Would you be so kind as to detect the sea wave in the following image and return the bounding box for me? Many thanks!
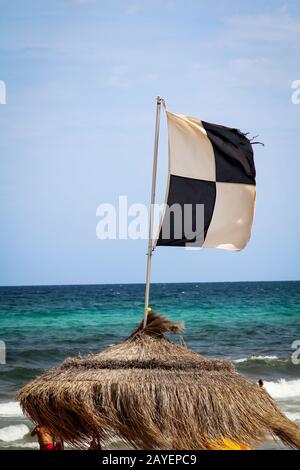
[233,355,279,364]
[0,424,29,442]
[0,401,23,417]
[1,442,39,449]
[264,379,300,399]
[286,411,300,422]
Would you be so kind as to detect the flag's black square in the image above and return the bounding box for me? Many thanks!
[202,121,256,185]
[157,175,216,247]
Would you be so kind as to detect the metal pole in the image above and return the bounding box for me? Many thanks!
[143,96,162,328]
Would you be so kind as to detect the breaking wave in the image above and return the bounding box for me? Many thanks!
[0,401,23,417]
[264,379,300,399]
[0,424,29,442]
[233,355,279,364]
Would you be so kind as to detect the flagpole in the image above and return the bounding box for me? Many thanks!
[143,96,163,328]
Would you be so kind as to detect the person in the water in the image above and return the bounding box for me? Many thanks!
[31,425,64,450]
[31,425,54,450]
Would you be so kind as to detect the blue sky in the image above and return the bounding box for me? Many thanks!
[0,0,300,285]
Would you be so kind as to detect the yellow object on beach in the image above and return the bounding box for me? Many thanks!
[207,438,251,450]
[147,307,152,312]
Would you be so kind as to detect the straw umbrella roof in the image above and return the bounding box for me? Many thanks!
[17,313,300,450]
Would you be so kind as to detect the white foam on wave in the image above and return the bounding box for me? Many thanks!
[0,401,23,417]
[265,379,300,399]
[14,442,39,449]
[3,442,39,449]
[233,355,278,363]
[253,355,278,361]
[0,424,29,442]
[286,411,300,422]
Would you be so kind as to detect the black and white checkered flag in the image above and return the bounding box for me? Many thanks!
[156,111,256,250]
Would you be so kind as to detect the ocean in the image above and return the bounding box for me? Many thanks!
[0,281,299,450]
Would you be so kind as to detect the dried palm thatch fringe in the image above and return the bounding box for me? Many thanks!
[17,313,300,450]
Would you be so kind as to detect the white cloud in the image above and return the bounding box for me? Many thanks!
[224,11,300,43]
[105,65,129,88]
[126,4,139,16]
[65,0,96,5]
[226,57,290,87]
[190,55,290,91]
[145,73,159,82]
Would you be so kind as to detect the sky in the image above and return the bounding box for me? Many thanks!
[0,0,300,286]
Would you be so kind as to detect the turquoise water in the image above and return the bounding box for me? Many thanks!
[0,281,300,449]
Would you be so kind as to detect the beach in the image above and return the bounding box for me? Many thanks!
[0,281,299,450]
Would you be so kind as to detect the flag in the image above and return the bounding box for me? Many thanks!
[156,111,256,250]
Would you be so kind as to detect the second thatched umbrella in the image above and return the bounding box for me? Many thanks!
[18,313,300,450]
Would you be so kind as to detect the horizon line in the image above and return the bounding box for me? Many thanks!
[0,279,299,288]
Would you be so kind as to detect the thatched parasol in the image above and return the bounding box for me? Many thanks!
[17,313,300,450]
